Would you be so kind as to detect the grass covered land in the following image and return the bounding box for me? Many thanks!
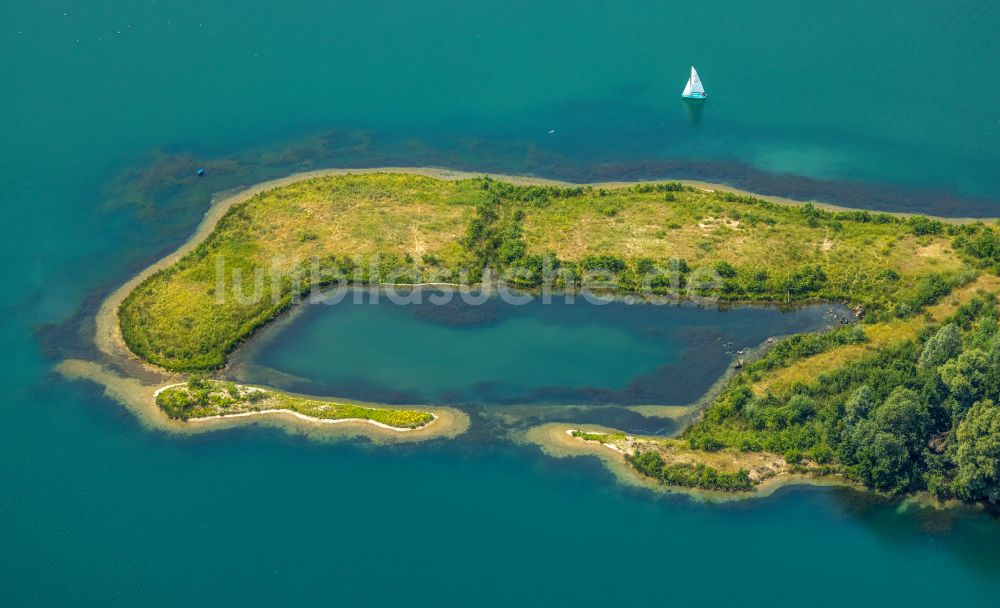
[121,172,989,371]
[156,377,434,429]
[568,430,788,492]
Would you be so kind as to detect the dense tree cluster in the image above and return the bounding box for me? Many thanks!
[686,294,1000,501]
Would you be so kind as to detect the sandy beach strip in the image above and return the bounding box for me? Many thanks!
[182,408,437,431]
[58,360,469,443]
[520,423,859,502]
[151,383,438,431]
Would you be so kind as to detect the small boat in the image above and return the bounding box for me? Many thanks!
[681,66,707,99]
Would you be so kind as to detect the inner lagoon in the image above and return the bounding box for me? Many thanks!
[241,292,838,409]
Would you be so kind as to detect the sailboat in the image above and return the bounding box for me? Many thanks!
[682,66,707,99]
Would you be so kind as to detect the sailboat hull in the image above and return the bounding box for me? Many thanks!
[682,92,708,100]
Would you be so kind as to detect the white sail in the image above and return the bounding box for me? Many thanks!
[687,66,705,95]
[682,78,693,97]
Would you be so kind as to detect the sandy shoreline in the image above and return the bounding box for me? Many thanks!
[521,423,859,502]
[65,164,985,449]
[149,382,439,431]
[57,359,469,442]
[184,408,437,431]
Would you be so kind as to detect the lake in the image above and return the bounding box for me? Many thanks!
[4,0,1000,605]
[240,292,836,408]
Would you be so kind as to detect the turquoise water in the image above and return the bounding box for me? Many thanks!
[246,295,835,408]
[4,1,1000,605]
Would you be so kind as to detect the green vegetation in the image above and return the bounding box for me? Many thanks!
[684,292,1000,500]
[626,450,753,492]
[570,430,626,443]
[741,324,868,381]
[119,172,1000,503]
[156,378,434,429]
[121,174,479,370]
[954,220,1000,274]
[120,173,978,371]
[570,429,785,492]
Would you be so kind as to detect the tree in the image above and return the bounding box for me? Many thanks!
[841,388,928,494]
[627,449,665,478]
[872,387,930,455]
[939,349,991,411]
[918,323,962,369]
[953,399,1000,503]
[844,385,875,425]
[851,422,914,494]
[970,316,998,350]
[785,394,816,423]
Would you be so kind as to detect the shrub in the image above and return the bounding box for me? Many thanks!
[909,215,944,236]
[714,261,737,278]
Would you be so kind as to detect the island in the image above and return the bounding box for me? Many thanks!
[61,168,1000,503]
[155,378,435,429]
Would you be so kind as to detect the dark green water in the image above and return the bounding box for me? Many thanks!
[245,295,836,409]
[4,1,1000,605]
